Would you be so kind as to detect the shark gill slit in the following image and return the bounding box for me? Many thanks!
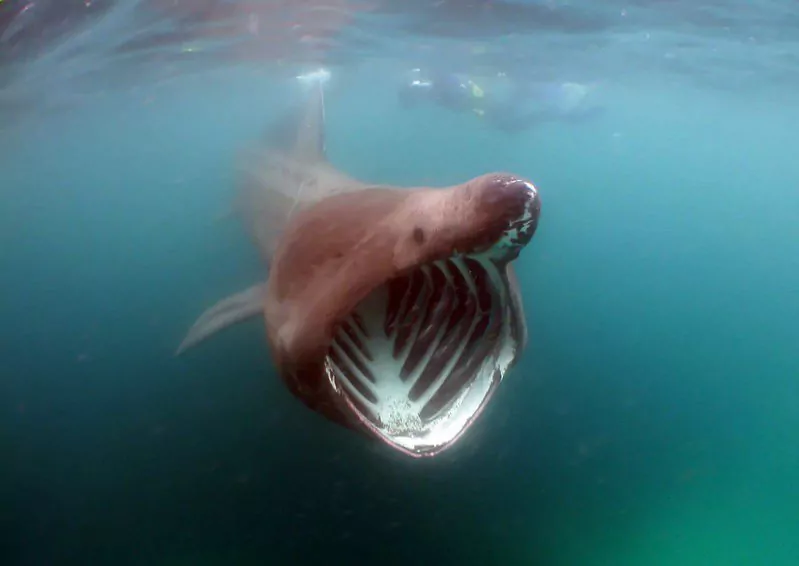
[326,255,509,429]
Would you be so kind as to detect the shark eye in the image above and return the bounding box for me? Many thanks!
[412,227,426,244]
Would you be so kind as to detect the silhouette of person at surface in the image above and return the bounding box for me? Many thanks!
[398,68,604,133]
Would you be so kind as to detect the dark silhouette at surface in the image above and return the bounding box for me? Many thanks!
[398,68,605,132]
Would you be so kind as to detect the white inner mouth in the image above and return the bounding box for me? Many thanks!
[323,251,520,457]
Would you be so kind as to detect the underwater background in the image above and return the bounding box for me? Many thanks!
[2,1,799,565]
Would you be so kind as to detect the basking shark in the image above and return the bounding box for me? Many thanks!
[177,82,542,458]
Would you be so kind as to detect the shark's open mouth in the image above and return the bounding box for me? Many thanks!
[324,226,531,457]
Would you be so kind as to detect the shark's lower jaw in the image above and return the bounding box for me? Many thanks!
[323,236,528,457]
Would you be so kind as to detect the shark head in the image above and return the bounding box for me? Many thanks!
[266,172,540,458]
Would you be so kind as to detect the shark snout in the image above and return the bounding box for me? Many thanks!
[472,173,541,253]
[507,177,541,244]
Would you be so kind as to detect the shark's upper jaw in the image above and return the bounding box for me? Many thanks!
[322,181,539,457]
[489,179,540,260]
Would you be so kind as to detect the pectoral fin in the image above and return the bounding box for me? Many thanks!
[176,284,266,355]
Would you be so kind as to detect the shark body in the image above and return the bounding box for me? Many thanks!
[177,83,542,457]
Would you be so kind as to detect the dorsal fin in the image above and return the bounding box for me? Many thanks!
[263,81,326,163]
[236,79,338,266]
[295,80,326,162]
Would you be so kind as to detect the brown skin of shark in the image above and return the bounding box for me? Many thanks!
[263,172,536,431]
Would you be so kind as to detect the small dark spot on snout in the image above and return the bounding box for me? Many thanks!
[413,227,426,244]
